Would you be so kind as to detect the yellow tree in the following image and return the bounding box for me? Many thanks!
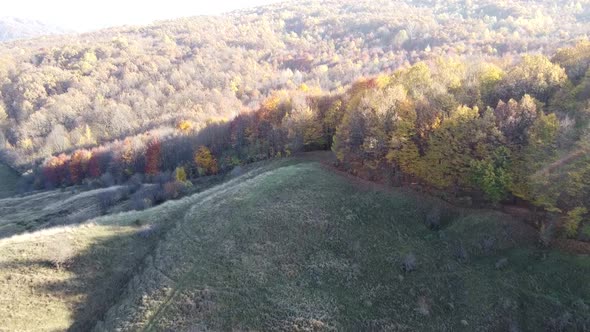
[194,146,218,176]
[174,166,187,182]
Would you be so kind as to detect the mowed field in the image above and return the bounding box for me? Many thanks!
[0,157,589,331]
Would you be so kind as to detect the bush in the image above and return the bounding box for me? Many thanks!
[454,242,468,262]
[163,181,186,200]
[131,188,155,211]
[153,171,172,186]
[47,241,75,271]
[127,173,144,193]
[480,236,496,254]
[98,191,117,214]
[539,220,556,248]
[425,207,441,230]
[400,252,417,272]
[564,207,587,239]
[99,172,115,187]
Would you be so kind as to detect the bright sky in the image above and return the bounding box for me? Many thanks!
[3,0,283,31]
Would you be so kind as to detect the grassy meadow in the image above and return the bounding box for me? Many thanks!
[0,157,589,331]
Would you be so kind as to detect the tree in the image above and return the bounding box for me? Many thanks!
[422,106,502,190]
[0,102,7,122]
[470,146,512,203]
[78,125,96,146]
[45,124,72,155]
[552,40,590,83]
[498,55,567,103]
[174,166,187,182]
[43,153,69,187]
[494,94,538,145]
[564,207,587,238]
[195,146,218,176]
[69,149,92,184]
[510,112,560,211]
[177,120,193,133]
[145,139,161,176]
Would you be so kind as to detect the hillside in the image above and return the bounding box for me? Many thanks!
[0,17,69,42]
[1,0,589,169]
[0,156,589,331]
[0,163,19,198]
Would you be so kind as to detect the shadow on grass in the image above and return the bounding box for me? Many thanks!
[32,227,164,331]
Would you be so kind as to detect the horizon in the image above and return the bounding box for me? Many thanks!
[2,0,284,32]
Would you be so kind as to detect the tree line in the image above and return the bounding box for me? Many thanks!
[31,40,590,240]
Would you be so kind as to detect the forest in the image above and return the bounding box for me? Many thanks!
[27,39,590,242]
[1,0,590,167]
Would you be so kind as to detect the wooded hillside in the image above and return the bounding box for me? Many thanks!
[1,0,589,168]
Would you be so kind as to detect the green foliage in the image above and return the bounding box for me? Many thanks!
[552,40,590,83]
[498,55,568,102]
[470,147,512,203]
[422,106,502,189]
[564,207,588,238]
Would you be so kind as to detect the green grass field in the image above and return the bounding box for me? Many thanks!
[0,157,589,331]
[0,163,19,199]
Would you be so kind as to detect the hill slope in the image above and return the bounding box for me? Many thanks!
[0,17,68,41]
[1,157,589,330]
[0,163,19,198]
[96,160,590,331]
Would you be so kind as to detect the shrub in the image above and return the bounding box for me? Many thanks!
[174,166,187,182]
[454,242,468,262]
[401,252,417,272]
[230,165,244,178]
[153,171,172,186]
[99,172,115,187]
[98,190,117,214]
[47,241,75,271]
[495,258,509,270]
[425,207,441,230]
[127,173,144,193]
[539,220,556,248]
[163,181,185,200]
[564,207,587,238]
[480,236,496,254]
[131,188,155,211]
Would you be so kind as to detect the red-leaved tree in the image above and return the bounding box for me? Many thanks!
[145,138,161,176]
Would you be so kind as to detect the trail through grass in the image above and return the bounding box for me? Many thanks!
[0,157,589,331]
[96,161,590,331]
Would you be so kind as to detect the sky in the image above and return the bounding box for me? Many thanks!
[3,0,283,32]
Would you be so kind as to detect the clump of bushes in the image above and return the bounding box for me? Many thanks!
[400,252,417,272]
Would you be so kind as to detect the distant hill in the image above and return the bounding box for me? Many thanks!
[0,17,69,42]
